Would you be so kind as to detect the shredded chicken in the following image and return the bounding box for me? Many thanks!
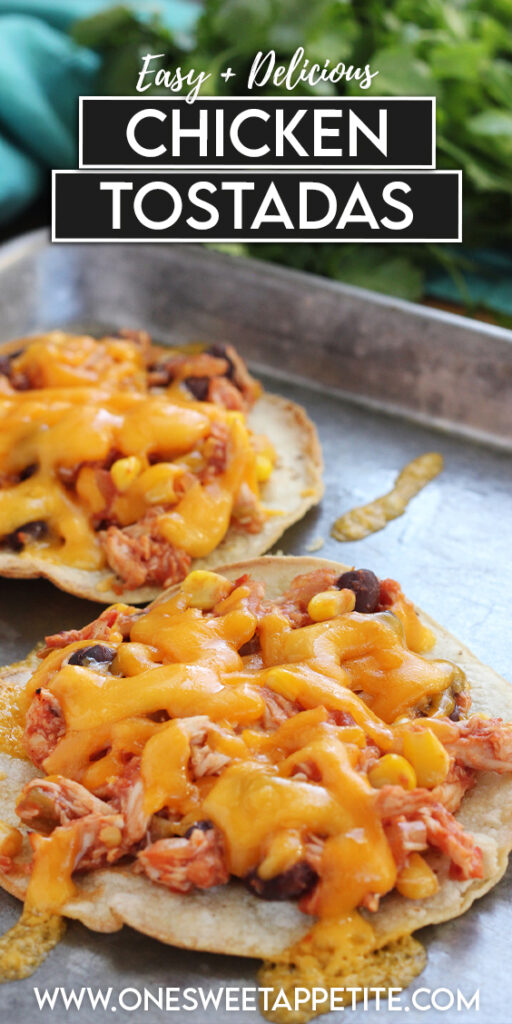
[43,605,137,652]
[41,812,129,870]
[384,819,428,871]
[94,759,150,846]
[138,827,228,893]
[208,376,246,411]
[358,742,381,773]
[430,762,475,813]
[21,768,148,870]
[232,573,268,617]
[190,745,231,779]
[184,717,232,779]
[146,344,260,411]
[278,569,339,626]
[304,834,324,873]
[200,422,230,482]
[114,775,149,846]
[375,785,444,820]
[377,577,403,610]
[360,892,381,912]
[261,689,299,730]
[101,510,191,591]
[231,482,265,534]
[224,343,261,407]
[420,804,483,880]
[23,689,65,767]
[445,716,512,773]
[181,353,230,380]
[89,467,117,526]
[17,776,110,830]
[290,760,322,783]
[375,785,483,880]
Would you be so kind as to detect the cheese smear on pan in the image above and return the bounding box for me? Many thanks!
[0,907,65,982]
[332,453,443,542]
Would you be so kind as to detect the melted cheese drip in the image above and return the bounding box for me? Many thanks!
[331,453,443,542]
[259,917,427,1023]
[0,333,273,571]
[0,907,65,982]
[17,576,462,916]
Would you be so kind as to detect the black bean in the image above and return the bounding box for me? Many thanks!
[19,520,47,540]
[245,861,317,901]
[11,373,30,391]
[89,746,111,762]
[206,344,235,379]
[239,635,261,657]
[0,349,22,377]
[95,518,112,533]
[3,531,23,552]
[3,520,47,551]
[68,644,116,667]
[185,376,210,401]
[335,569,380,613]
[184,820,214,839]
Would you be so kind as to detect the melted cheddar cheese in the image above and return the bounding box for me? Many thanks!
[0,332,274,585]
[11,568,466,920]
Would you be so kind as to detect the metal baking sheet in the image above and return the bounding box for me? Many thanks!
[0,230,511,1023]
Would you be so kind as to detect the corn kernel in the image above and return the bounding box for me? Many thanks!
[181,570,232,610]
[225,411,245,425]
[402,728,450,788]
[137,462,181,505]
[178,450,204,474]
[307,588,356,622]
[369,753,417,790]
[111,455,142,492]
[112,642,156,676]
[396,853,439,900]
[255,455,274,483]
[0,821,23,858]
[98,825,123,849]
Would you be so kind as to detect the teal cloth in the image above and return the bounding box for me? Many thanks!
[427,249,512,319]
[0,1,200,221]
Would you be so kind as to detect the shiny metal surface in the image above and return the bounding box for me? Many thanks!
[0,232,511,1023]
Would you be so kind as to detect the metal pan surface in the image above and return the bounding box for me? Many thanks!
[0,231,510,1023]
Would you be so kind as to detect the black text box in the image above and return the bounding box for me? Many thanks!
[80,97,436,169]
[53,171,461,243]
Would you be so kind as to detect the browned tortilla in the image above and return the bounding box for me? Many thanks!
[0,557,511,960]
